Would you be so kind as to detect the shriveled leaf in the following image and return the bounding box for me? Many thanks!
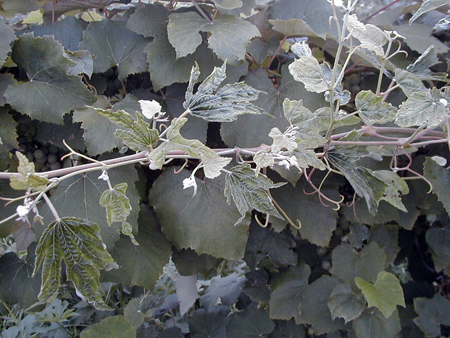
[328,283,365,323]
[33,217,118,310]
[149,168,249,260]
[297,275,345,335]
[148,118,230,177]
[80,20,151,81]
[0,244,41,308]
[330,242,387,285]
[423,156,450,214]
[5,34,95,124]
[409,0,449,24]
[105,205,171,290]
[396,88,447,127]
[200,272,246,310]
[10,152,49,191]
[99,183,131,225]
[80,315,135,338]
[347,14,388,56]
[413,293,450,337]
[352,308,401,338]
[189,306,229,338]
[355,90,397,125]
[168,12,260,64]
[226,304,275,338]
[355,271,405,318]
[0,21,16,67]
[224,163,285,225]
[184,62,264,122]
[269,261,310,323]
[426,225,450,276]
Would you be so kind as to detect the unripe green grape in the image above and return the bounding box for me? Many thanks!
[47,153,58,164]
[316,247,328,256]
[307,327,315,336]
[50,162,61,170]
[113,78,123,90]
[347,73,361,86]
[33,149,45,160]
[48,145,59,154]
[322,260,331,270]
[40,146,49,155]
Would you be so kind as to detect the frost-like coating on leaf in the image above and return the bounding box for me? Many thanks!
[394,69,427,97]
[371,170,409,212]
[396,88,448,127]
[288,56,329,93]
[355,271,405,318]
[224,164,285,225]
[5,34,95,124]
[346,14,388,56]
[355,90,397,125]
[184,62,264,122]
[168,12,260,64]
[10,152,49,191]
[406,45,448,81]
[33,217,118,310]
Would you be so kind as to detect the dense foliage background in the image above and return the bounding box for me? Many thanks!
[0,0,449,337]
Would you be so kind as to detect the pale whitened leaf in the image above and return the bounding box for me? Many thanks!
[184,62,264,122]
[10,152,49,191]
[288,56,329,93]
[347,14,388,56]
[409,0,449,24]
[33,217,118,310]
[371,170,409,212]
[396,88,448,127]
[355,90,397,125]
[202,155,232,179]
[99,183,132,226]
[168,12,260,64]
[293,148,326,170]
[139,100,162,120]
[394,69,427,97]
[254,151,275,174]
[291,41,312,57]
[269,127,298,153]
[224,164,285,225]
[406,45,448,81]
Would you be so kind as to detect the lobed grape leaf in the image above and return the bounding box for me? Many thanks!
[183,62,264,122]
[394,69,427,97]
[33,217,118,310]
[297,275,346,335]
[189,306,230,338]
[123,298,145,329]
[371,170,409,212]
[409,0,449,24]
[288,56,330,93]
[200,272,246,310]
[413,293,450,337]
[0,21,16,67]
[168,12,260,64]
[269,260,310,323]
[330,242,387,285]
[355,271,405,318]
[224,163,286,225]
[149,168,249,260]
[355,90,397,125]
[79,19,151,81]
[395,24,449,54]
[80,315,135,338]
[328,282,365,323]
[226,303,275,338]
[346,14,388,56]
[0,74,16,107]
[423,156,450,214]
[99,182,131,224]
[5,34,95,124]
[406,45,448,82]
[369,224,400,266]
[104,205,171,290]
[396,88,448,127]
[0,0,39,17]
[352,308,401,338]
[426,225,450,276]
[10,152,49,191]
[172,248,222,276]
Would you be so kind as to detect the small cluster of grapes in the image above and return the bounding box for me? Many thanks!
[343,72,361,98]
[14,113,66,172]
[102,67,123,97]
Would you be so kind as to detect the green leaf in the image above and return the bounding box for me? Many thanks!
[10,152,49,191]
[355,90,397,125]
[409,0,449,24]
[226,303,275,338]
[395,23,449,54]
[0,73,16,107]
[352,308,401,338]
[176,275,199,316]
[189,307,229,338]
[0,244,41,309]
[224,163,285,225]
[328,283,366,323]
[5,34,95,124]
[99,183,131,226]
[168,12,260,64]
[0,21,16,67]
[423,156,450,214]
[394,69,427,97]
[406,45,448,82]
[33,217,118,310]
[94,108,159,152]
[426,225,450,276]
[269,261,310,323]
[346,14,388,56]
[330,242,387,285]
[298,275,346,335]
[288,56,330,93]
[0,0,39,17]
[413,293,450,337]
[271,320,306,338]
[80,315,135,338]
[148,168,249,260]
[200,272,246,310]
[37,164,140,249]
[172,248,222,276]
[396,88,447,127]
[371,170,409,212]
[270,179,338,246]
[148,118,230,177]
[184,62,264,122]
[369,224,400,266]
[79,20,151,81]
[104,205,171,290]
[269,18,320,38]
[124,298,145,329]
[355,271,405,318]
